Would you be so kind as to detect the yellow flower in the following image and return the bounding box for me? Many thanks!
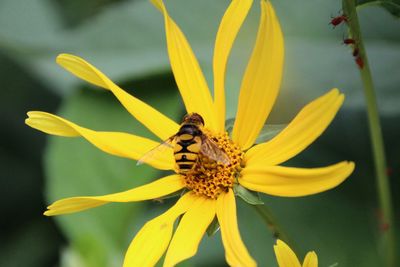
[26,0,354,266]
[274,240,318,267]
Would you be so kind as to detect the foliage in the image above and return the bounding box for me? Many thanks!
[357,0,400,17]
[0,0,399,266]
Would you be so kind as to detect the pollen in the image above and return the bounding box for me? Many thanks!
[182,130,243,199]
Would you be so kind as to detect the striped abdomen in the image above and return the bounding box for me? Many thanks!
[174,125,202,174]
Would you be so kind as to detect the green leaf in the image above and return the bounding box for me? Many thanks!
[2,0,400,115]
[0,0,231,95]
[225,118,235,135]
[255,124,287,144]
[234,184,264,206]
[0,220,61,267]
[0,0,63,47]
[54,0,127,28]
[60,247,86,267]
[0,53,65,267]
[44,78,182,267]
[357,0,400,17]
[153,189,186,203]
[206,217,220,237]
[226,117,285,143]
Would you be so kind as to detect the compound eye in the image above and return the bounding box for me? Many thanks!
[199,116,205,126]
[182,114,190,122]
[191,113,204,125]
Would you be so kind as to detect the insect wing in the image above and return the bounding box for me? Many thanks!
[137,137,175,166]
[200,137,231,165]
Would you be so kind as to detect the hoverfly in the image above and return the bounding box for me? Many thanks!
[137,113,230,174]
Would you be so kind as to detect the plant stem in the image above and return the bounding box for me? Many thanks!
[342,1,395,266]
[251,204,296,251]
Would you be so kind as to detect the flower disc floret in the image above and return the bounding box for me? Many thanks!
[183,130,243,199]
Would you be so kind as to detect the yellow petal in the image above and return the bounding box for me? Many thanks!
[274,239,301,267]
[213,0,253,132]
[232,0,284,150]
[44,175,184,216]
[239,161,354,197]
[123,193,197,267]
[245,89,344,166]
[163,196,216,267]
[26,111,174,170]
[216,189,256,267]
[302,251,318,267]
[56,54,179,140]
[150,0,217,131]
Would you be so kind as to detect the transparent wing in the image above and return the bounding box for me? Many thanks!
[200,137,231,165]
[137,136,175,166]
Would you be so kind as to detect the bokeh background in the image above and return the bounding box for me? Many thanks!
[1,0,399,266]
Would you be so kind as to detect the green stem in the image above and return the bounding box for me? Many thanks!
[251,204,296,252]
[342,1,396,266]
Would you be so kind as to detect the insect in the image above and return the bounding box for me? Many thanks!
[343,38,355,45]
[352,47,359,57]
[355,56,364,69]
[137,113,230,174]
[330,14,348,27]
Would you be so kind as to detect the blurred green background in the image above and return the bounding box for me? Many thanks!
[1,0,399,266]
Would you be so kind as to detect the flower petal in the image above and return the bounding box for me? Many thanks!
[56,54,179,140]
[274,239,302,267]
[232,0,284,150]
[163,196,216,267]
[216,189,256,267]
[150,0,217,131]
[44,175,184,216]
[239,161,354,197]
[123,193,197,267]
[245,89,344,166]
[213,0,253,132]
[26,111,174,170]
[302,251,318,267]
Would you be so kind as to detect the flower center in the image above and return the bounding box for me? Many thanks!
[182,130,243,199]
